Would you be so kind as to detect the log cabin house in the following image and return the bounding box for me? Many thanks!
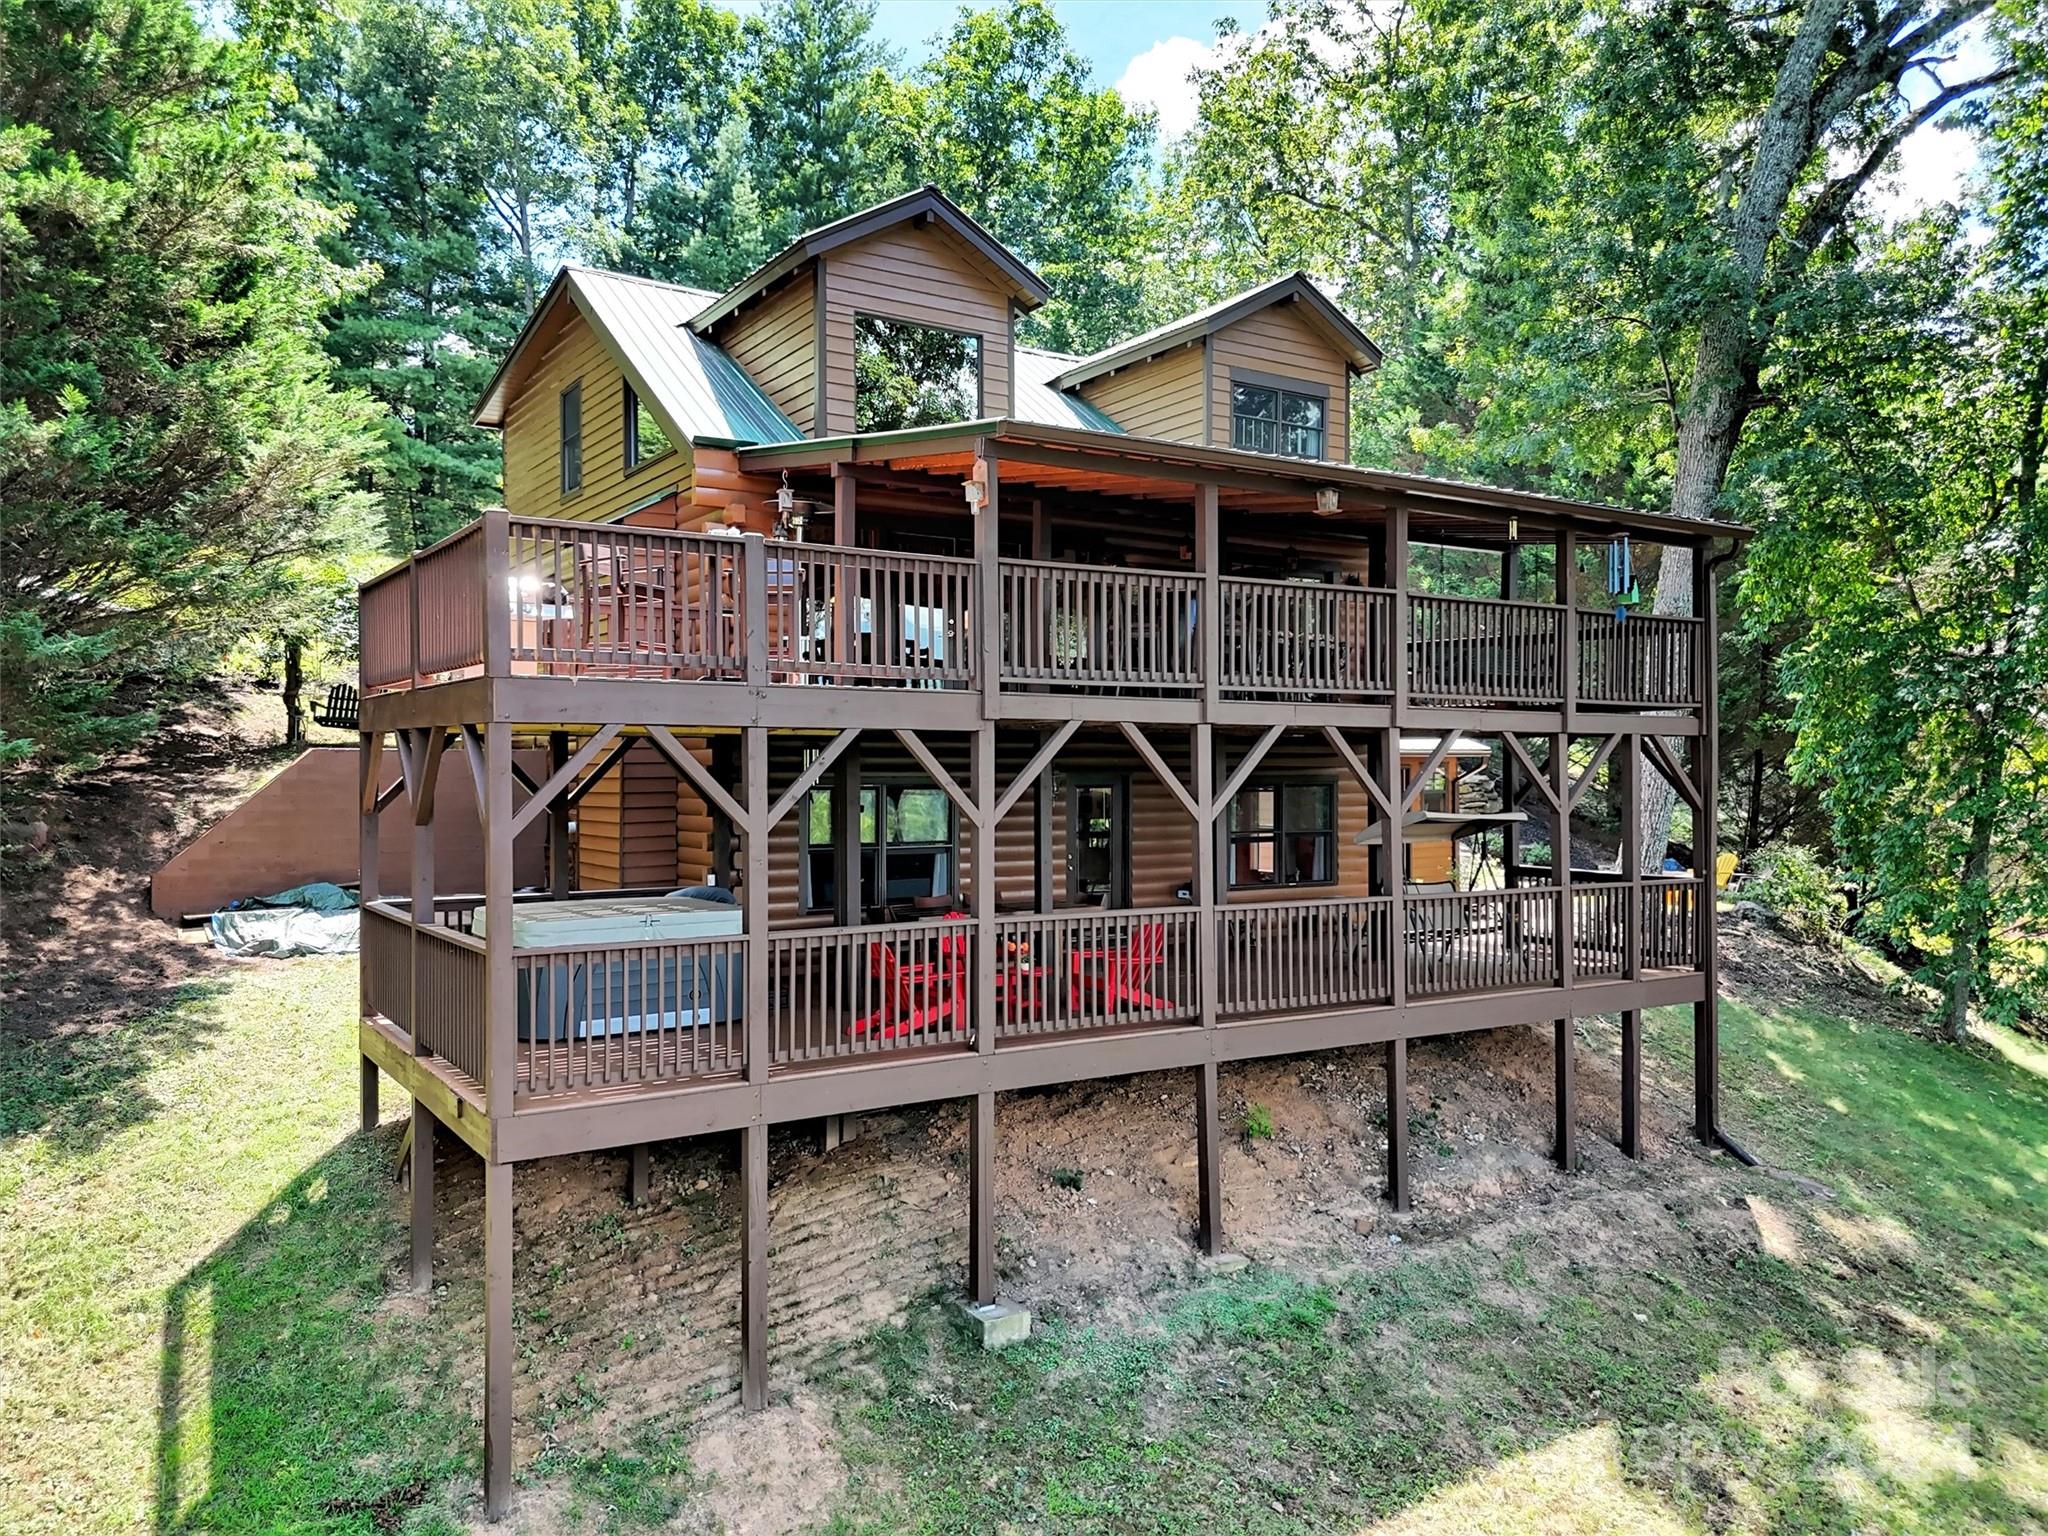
[352,186,1744,1514]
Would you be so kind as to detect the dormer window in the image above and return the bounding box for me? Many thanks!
[1231,377,1326,459]
[623,383,673,469]
[855,315,980,431]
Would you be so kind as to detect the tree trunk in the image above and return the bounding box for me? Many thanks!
[1947,762,1997,1043]
[282,636,305,747]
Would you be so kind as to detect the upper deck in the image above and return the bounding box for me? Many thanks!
[358,512,1707,731]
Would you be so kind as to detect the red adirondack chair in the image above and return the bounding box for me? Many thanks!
[1069,921,1173,1013]
[851,932,968,1039]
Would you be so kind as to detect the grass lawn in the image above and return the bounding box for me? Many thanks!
[2,957,2043,1534]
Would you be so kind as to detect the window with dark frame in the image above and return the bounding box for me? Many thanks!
[1230,380,1326,459]
[1227,781,1337,889]
[558,381,582,494]
[800,780,958,914]
[622,382,673,469]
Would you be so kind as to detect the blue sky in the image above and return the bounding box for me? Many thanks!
[720,0,1269,137]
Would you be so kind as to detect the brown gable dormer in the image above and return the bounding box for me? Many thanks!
[691,187,1050,439]
[1057,274,1381,463]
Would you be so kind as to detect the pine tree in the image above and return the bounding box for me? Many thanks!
[285,0,520,549]
[1,0,379,795]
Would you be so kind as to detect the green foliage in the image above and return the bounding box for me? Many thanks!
[853,316,980,431]
[1241,1102,1274,1141]
[1744,844,1848,944]
[0,0,380,798]
[277,0,522,551]
[907,0,1156,353]
[1739,55,2048,1029]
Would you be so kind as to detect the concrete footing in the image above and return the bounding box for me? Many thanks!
[957,1299,1032,1350]
[1197,1252,1250,1277]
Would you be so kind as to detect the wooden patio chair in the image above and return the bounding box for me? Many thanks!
[1069,921,1173,1013]
[850,932,968,1039]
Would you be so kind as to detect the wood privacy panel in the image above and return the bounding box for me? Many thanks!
[1076,343,1205,443]
[718,277,818,436]
[502,300,692,522]
[1209,302,1352,462]
[149,747,543,920]
[820,224,1015,432]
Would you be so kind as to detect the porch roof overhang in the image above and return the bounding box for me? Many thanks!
[734,419,1753,546]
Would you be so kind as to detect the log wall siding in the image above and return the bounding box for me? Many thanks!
[1209,303,1352,463]
[501,302,692,522]
[685,449,781,533]
[1075,343,1205,443]
[820,225,1015,433]
[575,740,681,889]
[718,278,818,437]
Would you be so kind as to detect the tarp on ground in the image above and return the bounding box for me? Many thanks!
[208,881,360,957]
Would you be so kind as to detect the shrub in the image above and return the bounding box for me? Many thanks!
[1746,844,1848,942]
[1242,1103,1275,1141]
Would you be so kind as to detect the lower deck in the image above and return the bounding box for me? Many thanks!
[362,891,1707,1162]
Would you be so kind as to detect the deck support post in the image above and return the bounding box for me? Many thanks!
[409,728,442,1059]
[1385,1037,1410,1211]
[973,723,997,1054]
[359,730,382,1129]
[409,1097,434,1292]
[1621,1010,1642,1159]
[628,1143,650,1205]
[832,739,861,926]
[742,727,770,1086]
[1554,1018,1577,1172]
[1193,723,1216,1031]
[1692,547,1723,1145]
[1194,1060,1223,1253]
[1378,727,1407,1011]
[483,1157,514,1520]
[547,731,571,896]
[969,1090,996,1303]
[1032,733,1055,914]
[741,1121,769,1409]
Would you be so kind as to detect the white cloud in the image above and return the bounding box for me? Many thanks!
[1114,35,1224,141]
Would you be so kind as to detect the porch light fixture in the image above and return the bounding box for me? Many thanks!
[1315,486,1341,514]
[964,456,990,511]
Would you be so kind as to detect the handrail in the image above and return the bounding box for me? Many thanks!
[356,514,1703,709]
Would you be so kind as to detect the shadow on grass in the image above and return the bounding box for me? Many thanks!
[153,1126,472,1536]
[0,981,233,1153]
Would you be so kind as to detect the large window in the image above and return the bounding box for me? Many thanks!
[559,381,582,494]
[1227,782,1336,889]
[801,781,957,913]
[854,315,980,431]
[623,382,672,469]
[1231,380,1325,459]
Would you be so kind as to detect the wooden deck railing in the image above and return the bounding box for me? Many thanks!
[1218,579,1393,698]
[768,919,977,1063]
[1408,595,1565,705]
[508,517,747,680]
[768,546,978,688]
[360,516,1705,709]
[992,907,1201,1037]
[1218,896,1393,1017]
[1569,885,1631,980]
[1405,886,1562,997]
[365,882,1711,1101]
[514,934,747,1097]
[1576,611,1701,708]
[998,559,1202,690]
[1640,878,1704,971]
